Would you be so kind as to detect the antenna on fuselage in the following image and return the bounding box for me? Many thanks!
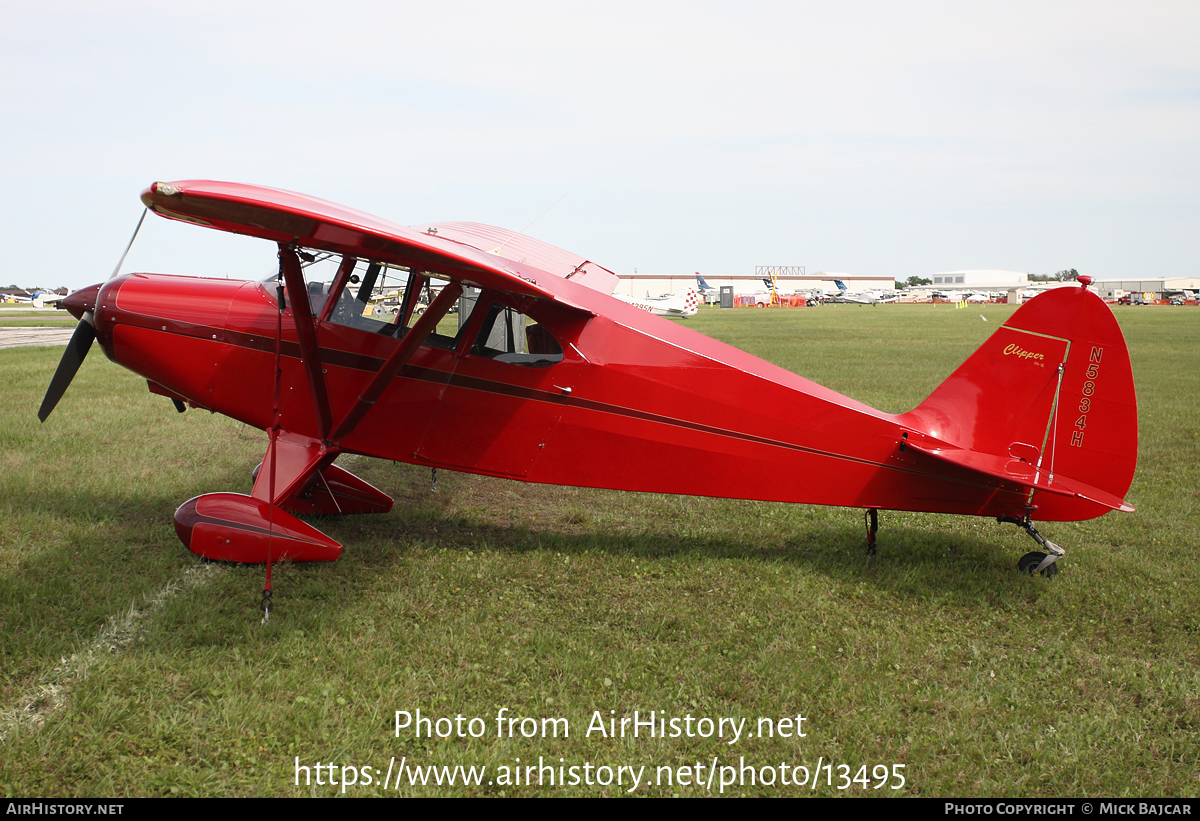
[489,194,566,255]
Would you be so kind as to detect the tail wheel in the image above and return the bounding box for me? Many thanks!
[1017,551,1059,577]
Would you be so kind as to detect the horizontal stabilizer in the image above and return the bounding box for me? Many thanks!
[904,438,1135,513]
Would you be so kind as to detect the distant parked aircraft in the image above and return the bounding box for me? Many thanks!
[695,273,720,304]
[612,288,699,318]
[833,280,896,305]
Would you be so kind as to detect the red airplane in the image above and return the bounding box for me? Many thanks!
[41,180,1137,584]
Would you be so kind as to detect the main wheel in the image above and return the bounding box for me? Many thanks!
[1017,551,1059,577]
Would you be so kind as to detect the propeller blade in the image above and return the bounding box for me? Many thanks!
[37,209,148,423]
[37,312,96,422]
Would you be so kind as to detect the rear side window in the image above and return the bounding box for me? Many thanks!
[471,302,563,367]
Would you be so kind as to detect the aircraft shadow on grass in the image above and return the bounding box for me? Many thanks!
[2,460,1053,676]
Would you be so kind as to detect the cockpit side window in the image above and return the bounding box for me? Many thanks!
[324,259,412,337]
[469,299,563,366]
[295,254,434,340]
[290,253,552,361]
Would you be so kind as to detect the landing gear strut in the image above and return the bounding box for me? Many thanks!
[998,515,1064,577]
[865,508,878,557]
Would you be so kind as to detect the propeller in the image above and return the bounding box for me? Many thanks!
[38,308,97,422]
[37,208,147,422]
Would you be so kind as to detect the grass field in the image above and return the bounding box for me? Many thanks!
[0,303,1196,797]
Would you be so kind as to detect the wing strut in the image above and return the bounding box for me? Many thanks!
[278,244,334,440]
[331,281,463,441]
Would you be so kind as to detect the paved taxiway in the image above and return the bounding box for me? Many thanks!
[0,327,75,349]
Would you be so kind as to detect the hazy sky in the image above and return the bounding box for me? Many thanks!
[3,1,1197,288]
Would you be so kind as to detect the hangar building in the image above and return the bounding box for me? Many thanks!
[1090,277,1200,300]
[929,270,1029,289]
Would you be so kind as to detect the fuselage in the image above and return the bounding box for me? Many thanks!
[82,269,1070,521]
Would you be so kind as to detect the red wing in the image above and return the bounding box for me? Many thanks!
[140,180,595,310]
[413,222,621,296]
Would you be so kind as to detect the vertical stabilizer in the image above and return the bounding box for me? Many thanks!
[898,284,1137,521]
